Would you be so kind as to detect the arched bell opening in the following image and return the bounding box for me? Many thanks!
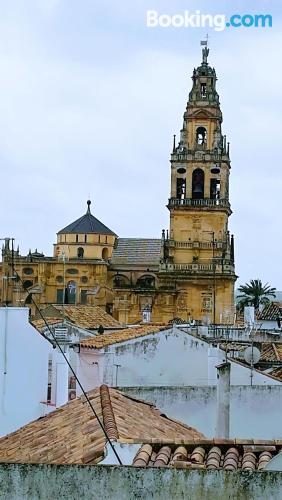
[196,126,207,146]
[192,169,205,199]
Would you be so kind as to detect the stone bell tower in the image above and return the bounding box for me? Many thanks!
[159,44,237,324]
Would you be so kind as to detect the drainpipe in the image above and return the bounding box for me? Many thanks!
[215,362,231,438]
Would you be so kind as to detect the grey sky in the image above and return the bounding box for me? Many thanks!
[0,0,281,288]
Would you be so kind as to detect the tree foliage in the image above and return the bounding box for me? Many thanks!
[237,279,276,312]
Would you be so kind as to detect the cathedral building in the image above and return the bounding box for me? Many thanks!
[0,47,237,324]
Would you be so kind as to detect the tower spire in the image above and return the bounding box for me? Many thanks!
[86,199,91,214]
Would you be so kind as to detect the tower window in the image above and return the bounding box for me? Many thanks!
[192,169,205,199]
[77,247,84,258]
[76,235,79,243]
[201,83,207,98]
[102,247,109,260]
[210,179,221,200]
[84,235,87,243]
[196,127,207,145]
[176,178,186,199]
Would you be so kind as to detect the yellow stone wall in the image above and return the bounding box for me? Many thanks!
[54,233,116,260]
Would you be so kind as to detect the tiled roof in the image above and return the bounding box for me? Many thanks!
[111,238,162,267]
[33,305,123,330]
[270,367,282,380]
[31,318,64,332]
[257,302,282,321]
[0,386,203,465]
[80,325,168,349]
[58,201,116,236]
[133,440,282,470]
[261,343,282,362]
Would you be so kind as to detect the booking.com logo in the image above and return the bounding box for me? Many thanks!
[146,10,272,31]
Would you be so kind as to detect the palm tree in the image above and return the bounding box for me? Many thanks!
[237,279,276,312]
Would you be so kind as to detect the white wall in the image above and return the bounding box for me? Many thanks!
[76,326,280,393]
[121,385,282,440]
[0,307,53,436]
[258,319,280,330]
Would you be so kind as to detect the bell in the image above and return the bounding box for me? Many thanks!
[193,184,203,195]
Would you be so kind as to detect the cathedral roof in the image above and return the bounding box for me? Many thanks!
[111,238,162,267]
[57,200,117,236]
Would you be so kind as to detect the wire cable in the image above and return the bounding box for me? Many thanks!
[7,241,122,465]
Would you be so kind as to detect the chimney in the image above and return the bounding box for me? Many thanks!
[215,362,231,438]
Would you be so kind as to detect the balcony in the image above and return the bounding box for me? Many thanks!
[168,240,225,250]
[170,150,229,162]
[168,198,231,210]
[159,260,235,276]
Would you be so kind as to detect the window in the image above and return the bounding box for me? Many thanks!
[84,234,87,243]
[176,178,186,199]
[66,281,76,304]
[210,179,221,200]
[76,235,79,243]
[81,290,88,304]
[113,275,130,288]
[23,267,33,275]
[136,275,155,289]
[196,126,207,145]
[102,247,109,260]
[47,354,53,403]
[56,289,64,304]
[77,247,84,259]
[201,83,207,98]
[192,169,205,199]
[57,282,77,304]
[66,268,78,275]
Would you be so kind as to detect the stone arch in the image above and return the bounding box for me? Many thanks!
[192,168,205,199]
[196,126,207,145]
[77,247,84,258]
[102,247,109,260]
[136,275,155,289]
[113,274,130,288]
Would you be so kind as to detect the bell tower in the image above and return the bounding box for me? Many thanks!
[159,43,236,324]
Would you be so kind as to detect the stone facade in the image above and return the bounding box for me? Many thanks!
[0,48,236,324]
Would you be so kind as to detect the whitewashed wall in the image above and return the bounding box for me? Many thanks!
[121,385,282,440]
[257,319,280,330]
[0,308,53,436]
[76,326,280,394]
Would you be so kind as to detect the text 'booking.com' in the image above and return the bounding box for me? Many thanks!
[146,11,273,32]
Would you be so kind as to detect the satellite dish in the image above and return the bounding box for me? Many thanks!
[264,452,282,471]
[244,346,261,365]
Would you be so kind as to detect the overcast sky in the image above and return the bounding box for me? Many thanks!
[0,0,281,289]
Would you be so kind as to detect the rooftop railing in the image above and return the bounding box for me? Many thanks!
[168,198,230,209]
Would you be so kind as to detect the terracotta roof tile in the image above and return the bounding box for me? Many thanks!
[132,440,280,470]
[0,386,203,465]
[257,302,282,321]
[32,305,123,331]
[80,325,168,349]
